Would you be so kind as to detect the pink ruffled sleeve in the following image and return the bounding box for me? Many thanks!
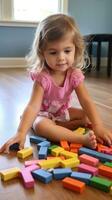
[30,71,49,91]
[71,69,85,88]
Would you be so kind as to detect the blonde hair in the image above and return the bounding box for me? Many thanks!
[27,14,86,72]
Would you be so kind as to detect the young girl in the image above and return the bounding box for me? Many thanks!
[0,14,112,153]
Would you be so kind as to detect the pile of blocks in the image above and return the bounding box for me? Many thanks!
[0,127,112,194]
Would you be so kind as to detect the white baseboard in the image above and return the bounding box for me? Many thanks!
[0,57,27,68]
[0,57,110,68]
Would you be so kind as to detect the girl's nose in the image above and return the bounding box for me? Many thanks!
[57,52,65,61]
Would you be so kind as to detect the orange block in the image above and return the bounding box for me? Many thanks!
[60,140,70,151]
[70,143,83,149]
[62,177,85,193]
[99,165,112,178]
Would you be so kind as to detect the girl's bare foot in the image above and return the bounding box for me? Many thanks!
[83,131,97,149]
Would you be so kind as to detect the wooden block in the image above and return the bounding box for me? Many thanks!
[17,147,33,159]
[48,145,59,154]
[25,164,40,172]
[32,169,52,183]
[78,163,98,176]
[79,154,99,166]
[38,146,48,159]
[79,147,112,162]
[39,157,61,169]
[98,164,112,178]
[9,143,20,151]
[51,147,64,157]
[73,127,85,135]
[53,168,72,180]
[60,140,70,151]
[62,177,85,193]
[70,143,82,149]
[24,159,42,167]
[89,176,112,192]
[104,162,112,168]
[37,141,51,149]
[0,167,20,181]
[30,135,46,144]
[71,171,92,184]
[20,168,35,188]
[60,158,80,168]
[60,150,78,159]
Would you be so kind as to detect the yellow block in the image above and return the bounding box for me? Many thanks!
[39,157,61,169]
[17,147,33,159]
[110,186,112,195]
[51,147,64,157]
[73,127,85,135]
[0,167,20,181]
[60,150,78,159]
[60,158,80,168]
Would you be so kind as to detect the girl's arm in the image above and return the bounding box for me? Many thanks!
[0,82,44,153]
[75,82,112,145]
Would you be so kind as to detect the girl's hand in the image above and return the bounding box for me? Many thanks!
[93,125,112,146]
[0,132,26,154]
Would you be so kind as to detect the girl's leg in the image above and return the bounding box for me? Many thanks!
[56,107,91,130]
[33,116,96,149]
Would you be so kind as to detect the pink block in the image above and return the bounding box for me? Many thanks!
[79,154,99,166]
[20,169,35,188]
[78,163,98,176]
[25,164,40,172]
[25,159,42,166]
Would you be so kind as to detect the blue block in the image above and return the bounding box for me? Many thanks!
[32,169,52,183]
[37,141,51,149]
[79,147,112,162]
[9,143,20,151]
[53,168,72,180]
[71,171,92,184]
[38,146,48,159]
[30,135,46,144]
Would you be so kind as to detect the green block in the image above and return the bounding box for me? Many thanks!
[48,145,59,154]
[104,162,112,168]
[89,176,112,192]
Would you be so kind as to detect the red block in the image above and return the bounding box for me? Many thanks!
[62,177,85,193]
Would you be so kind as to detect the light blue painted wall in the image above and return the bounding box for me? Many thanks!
[0,0,112,57]
[68,0,112,34]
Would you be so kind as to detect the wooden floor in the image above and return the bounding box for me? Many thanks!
[0,68,112,200]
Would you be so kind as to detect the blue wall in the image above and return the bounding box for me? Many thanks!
[68,0,112,35]
[0,0,112,57]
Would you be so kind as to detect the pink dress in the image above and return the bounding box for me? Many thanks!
[31,68,84,122]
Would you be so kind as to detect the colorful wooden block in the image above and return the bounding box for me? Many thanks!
[73,127,85,135]
[17,147,33,159]
[70,143,82,149]
[39,157,61,169]
[0,167,20,181]
[60,150,78,159]
[98,164,112,178]
[32,169,52,183]
[20,168,35,188]
[53,168,72,180]
[38,146,48,159]
[79,154,99,166]
[60,141,70,151]
[78,163,98,176]
[60,158,80,168]
[25,164,40,172]
[48,145,59,154]
[79,147,112,162]
[9,143,20,151]
[51,147,64,157]
[104,162,112,168]
[30,135,46,144]
[24,159,41,167]
[62,177,85,193]
[89,176,112,192]
[71,171,92,184]
[37,141,51,149]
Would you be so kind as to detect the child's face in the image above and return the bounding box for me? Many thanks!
[43,33,75,73]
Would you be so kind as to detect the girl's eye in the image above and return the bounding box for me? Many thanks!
[65,50,71,53]
[49,52,57,55]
